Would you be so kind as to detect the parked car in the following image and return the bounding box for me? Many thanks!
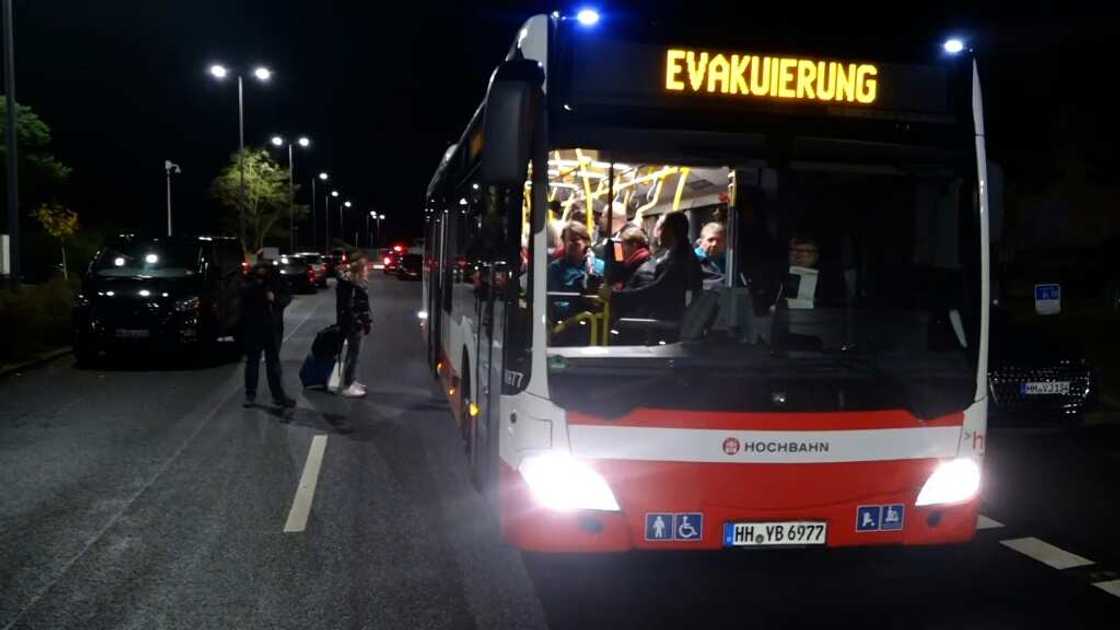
[73,235,244,365]
[277,255,315,294]
[987,308,1096,426]
[397,252,422,280]
[292,252,328,287]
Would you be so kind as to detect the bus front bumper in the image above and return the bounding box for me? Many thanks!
[498,460,980,553]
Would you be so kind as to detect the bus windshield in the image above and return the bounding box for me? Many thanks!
[543,148,977,375]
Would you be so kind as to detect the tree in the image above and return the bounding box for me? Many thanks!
[0,98,72,206]
[210,148,308,253]
[31,203,78,280]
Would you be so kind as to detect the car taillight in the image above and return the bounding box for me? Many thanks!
[383,257,391,265]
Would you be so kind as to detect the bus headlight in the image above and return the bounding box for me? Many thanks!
[916,458,981,506]
[519,452,620,512]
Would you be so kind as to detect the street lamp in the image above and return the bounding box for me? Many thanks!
[311,171,328,251]
[208,62,273,248]
[268,134,311,252]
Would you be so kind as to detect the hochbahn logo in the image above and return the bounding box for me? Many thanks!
[722,436,831,456]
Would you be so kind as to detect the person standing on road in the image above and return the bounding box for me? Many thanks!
[335,254,372,398]
[242,260,296,408]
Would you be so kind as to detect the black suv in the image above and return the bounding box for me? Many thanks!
[73,235,245,365]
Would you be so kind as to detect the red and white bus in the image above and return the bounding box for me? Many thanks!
[421,13,991,552]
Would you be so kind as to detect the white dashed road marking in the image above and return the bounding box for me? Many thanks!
[976,515,1004,529]
[1092,579,1120,598]
[283,434,328,533]
[1000,537,1094,570]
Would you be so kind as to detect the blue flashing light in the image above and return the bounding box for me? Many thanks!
[576,8,600,26]
[943,38,965,55]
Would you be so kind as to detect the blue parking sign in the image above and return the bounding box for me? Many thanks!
[856,505,882,531]
[673,513,703,541]
[645,513,674,541]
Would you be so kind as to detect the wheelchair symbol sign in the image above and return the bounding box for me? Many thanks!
[673,513,703,541]
[645,512,704,541]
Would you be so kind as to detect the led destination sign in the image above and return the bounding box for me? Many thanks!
[665,49,878,104]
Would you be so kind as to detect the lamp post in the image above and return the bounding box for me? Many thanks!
[341,200,352,245]
[3,0,18,284]
[326,190,339,248]
[269,134,310,252]
[311,171,328,251]
[164,160,181,236]
[208,63,271,247]
[377,213,387,246]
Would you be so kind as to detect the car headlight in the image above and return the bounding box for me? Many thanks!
[519,452,620,512]
[916,458,981,506]
[75,293,90,308]
[174,296,200,313]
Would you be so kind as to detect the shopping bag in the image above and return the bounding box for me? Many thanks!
[328,338,348,392]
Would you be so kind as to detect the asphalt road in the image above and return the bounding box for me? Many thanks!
[2,275,1119,629]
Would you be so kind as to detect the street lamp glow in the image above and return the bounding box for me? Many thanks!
[575,8,600,26]
[318,172,329,180]
[331,190,339,197]
[344,201,352,208]
[297,136,311,147]
[209,64,228,79]
[943,38,965,54]
[380,214,387,220]
[253,66,272,81]
[270,135,284,147]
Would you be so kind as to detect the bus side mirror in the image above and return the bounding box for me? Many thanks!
[480,60,543,187]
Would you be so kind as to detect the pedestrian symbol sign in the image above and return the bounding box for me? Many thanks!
[645,512,704,541]
[645,513,673,540]
[856,506,881,531]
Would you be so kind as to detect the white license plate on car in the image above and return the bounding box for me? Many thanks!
[723,521,827,547]
[115,329,150,339]
[1022,381,1070,395]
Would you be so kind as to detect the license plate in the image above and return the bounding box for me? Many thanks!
[1022,381,1070,395]
[115,329,150,339]
[723,521,827,547]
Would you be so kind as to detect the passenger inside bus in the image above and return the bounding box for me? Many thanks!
[611,225,652,290]
[782,231,848,309]
[593,202,630,259]
[607,212,702,322]
[548,221,605,294]
[694,221,727,289]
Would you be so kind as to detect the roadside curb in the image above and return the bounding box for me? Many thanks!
[0,347,73,380]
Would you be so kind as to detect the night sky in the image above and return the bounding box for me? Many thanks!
[9,1,1117,249]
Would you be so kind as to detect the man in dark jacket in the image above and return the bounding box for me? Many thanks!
[610,225,652,290]
[242,261,295,408]
[608,212,702,322]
